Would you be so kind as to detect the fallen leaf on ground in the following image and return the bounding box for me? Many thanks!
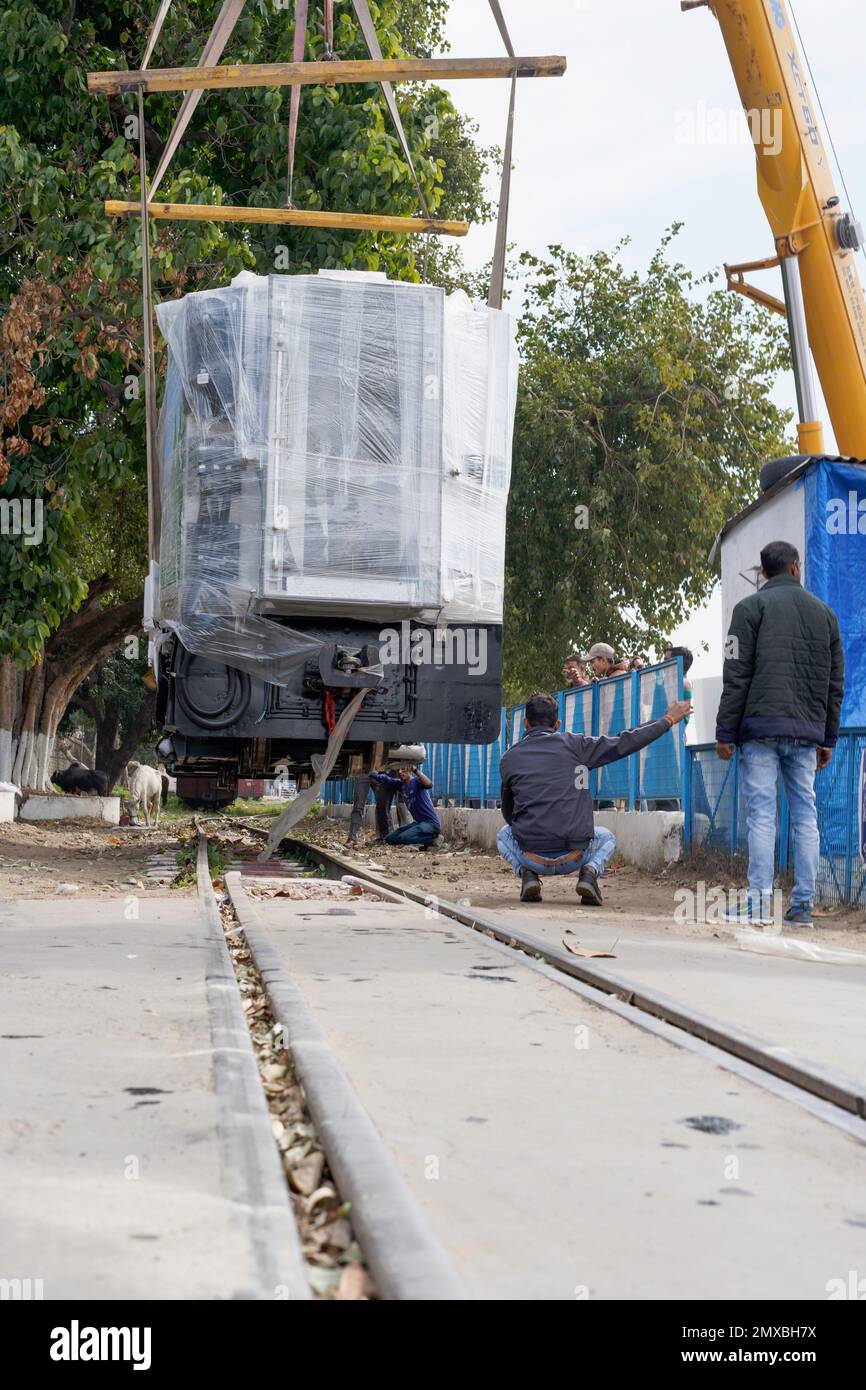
[289,1151,325,1196]
[307,1184,338,1213]
[562,939,617,959]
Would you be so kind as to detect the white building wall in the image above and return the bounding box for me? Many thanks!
[687,675,723,746]
[720,482,806,639]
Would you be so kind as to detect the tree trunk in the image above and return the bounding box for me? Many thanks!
[34,595,143,790]
[3,588,143,791]
[0,654,18,783]
[105,689,156,791]
[12,662,45,790]
[91,701,120,782]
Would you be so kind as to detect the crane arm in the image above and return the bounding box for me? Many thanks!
[689,0,866,458]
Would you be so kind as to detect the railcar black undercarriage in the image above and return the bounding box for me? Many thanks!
[155,621,503,802]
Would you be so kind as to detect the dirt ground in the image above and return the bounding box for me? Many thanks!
[297,812,866,953]
[3,811,865,955]
[0,819,194,899]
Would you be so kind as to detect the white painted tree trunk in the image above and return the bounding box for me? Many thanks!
[0,728,12,785]
[35,732,54,792]
[12,728,30,788]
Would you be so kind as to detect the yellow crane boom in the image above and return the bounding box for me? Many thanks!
[687,0,866,458]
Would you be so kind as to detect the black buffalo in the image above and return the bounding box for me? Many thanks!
[51,763,110,797]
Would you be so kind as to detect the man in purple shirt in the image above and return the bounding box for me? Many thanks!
[370,766,441,847]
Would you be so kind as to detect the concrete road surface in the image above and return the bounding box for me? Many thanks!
[0,897,305,1300]
[486,902,866,1084]
[250,893,866,1301]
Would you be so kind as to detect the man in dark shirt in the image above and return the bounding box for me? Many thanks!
[715,540,844,928]
[370,766,441,848]
[498,692,692,903]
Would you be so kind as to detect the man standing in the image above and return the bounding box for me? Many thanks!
[370,765,441,848]
[715,540,844,927]
[497,692,691,903]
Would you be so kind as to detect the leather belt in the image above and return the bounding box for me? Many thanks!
[522,847,585,868]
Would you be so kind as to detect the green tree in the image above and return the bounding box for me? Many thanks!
[64,644,157,790]
[0,0,493,784]
[504,233,793,701]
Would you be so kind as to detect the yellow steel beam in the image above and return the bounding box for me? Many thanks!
[725,258,787,317]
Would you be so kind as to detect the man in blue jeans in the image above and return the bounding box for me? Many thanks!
[497,692,691,904]
[716,540,845,927]
[370,766,441,848]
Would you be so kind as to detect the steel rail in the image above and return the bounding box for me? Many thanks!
[278,834,866,1123]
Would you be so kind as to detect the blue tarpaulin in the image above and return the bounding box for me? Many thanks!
[805,459,866,727]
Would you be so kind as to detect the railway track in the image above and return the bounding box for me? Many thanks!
[212,821,866,1137]
[201,815,866,1300]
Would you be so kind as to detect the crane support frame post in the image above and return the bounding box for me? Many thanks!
[691,0,866,457]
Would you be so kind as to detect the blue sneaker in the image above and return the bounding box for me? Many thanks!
[722,894,774,927]
[783,906,814,929]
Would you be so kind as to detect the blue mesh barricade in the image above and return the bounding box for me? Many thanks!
[509,704,525,748]
[596,674,630,801]
[807,731,865,908]
[484,709,507,803]
[687,731,866,907]
[638,662,682,803]
[562,685,593,736]
[464,743,484,805]
[688,745,738,853]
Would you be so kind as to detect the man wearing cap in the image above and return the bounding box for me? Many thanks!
[585,642,617,678]
[497,691,692,903]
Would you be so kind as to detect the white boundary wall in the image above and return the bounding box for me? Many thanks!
[324,804,684,872]
[19,795,121,826]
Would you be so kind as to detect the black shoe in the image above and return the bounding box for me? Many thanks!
[577,867,603,906]
[520,869,542,902]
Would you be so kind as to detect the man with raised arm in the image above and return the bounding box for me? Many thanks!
[498,692,692,904]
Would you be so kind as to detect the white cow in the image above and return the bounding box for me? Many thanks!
[127,761,162,827]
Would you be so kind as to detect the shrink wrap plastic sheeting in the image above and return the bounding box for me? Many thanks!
[154,271,517,685]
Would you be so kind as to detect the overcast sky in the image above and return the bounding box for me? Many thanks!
[440,0,866,677]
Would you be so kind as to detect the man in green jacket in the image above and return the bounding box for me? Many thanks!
[715,540,845,928]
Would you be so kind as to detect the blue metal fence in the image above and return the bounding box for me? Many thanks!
[686,733,866,908]
[321,664,865,906]
[324,659,685,810]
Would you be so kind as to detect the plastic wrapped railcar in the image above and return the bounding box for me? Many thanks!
[145,269,518,802]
